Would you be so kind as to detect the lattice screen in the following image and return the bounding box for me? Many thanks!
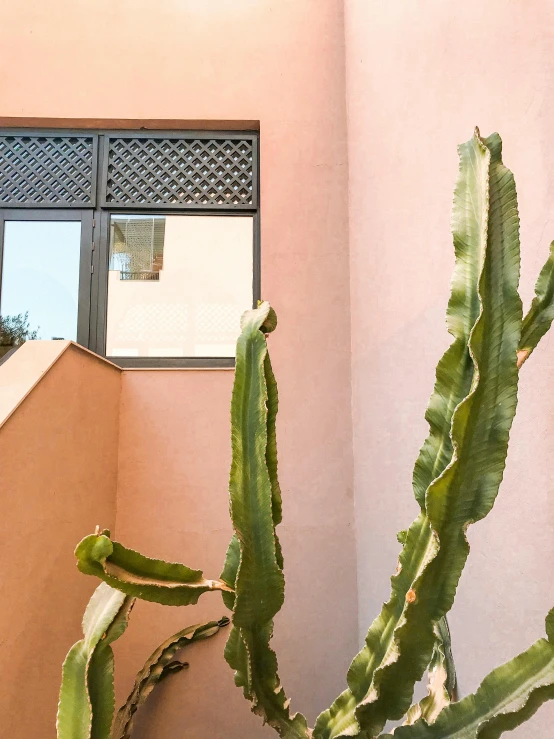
[104,137,255,208]
[0,135,96,207]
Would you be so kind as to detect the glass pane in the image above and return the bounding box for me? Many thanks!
[106,215,253,358]
[0,221,81,356]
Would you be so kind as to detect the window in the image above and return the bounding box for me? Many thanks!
[0,129,260,367]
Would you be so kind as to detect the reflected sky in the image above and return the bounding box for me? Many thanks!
[1,221,81,341]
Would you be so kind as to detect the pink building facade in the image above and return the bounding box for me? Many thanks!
[0,1,552,736]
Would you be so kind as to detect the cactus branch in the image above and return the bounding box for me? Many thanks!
[75,531,232,606]
[112,618,230,739]
[384,609,554,738]
[57,584,134,739]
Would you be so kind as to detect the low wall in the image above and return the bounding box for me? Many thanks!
[0,342,121,738]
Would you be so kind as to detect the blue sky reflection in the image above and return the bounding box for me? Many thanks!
[1,221,81,341]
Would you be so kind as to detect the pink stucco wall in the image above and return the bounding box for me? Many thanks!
[346,0,554,734]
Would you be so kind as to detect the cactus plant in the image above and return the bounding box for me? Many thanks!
[57,582,228,739]
[63,129,554,738]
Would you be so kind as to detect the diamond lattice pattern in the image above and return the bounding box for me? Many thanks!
[0,136,95,206]
[106,138,254,207]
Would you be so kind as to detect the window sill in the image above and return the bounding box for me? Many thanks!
[107,356,235,369]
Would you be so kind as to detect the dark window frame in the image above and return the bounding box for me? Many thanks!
[0,127,261,368]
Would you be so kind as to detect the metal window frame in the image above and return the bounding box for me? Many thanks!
[0,208,93,347]
[0,127,261,369]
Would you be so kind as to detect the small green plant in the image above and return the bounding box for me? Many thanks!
[0,312,39,357]
[59,129,554,738]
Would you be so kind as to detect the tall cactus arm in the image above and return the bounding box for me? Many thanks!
[224,301,310,739]
[219,351,283,611]
[353,129,522,736]
[383,609,554,738]
[412,124,487,508]
[314,129,493,739]
[75,531,232,606]
[112,618,230,739]
[316,129,523,739]
[57,583,133,739]
[230,303,284,627]
[517,240,554,367]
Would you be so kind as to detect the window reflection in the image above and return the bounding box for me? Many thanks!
[106,215,253,358]
[109,216,165,281]
[0,221,81,356]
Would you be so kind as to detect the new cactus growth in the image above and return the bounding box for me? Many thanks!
[61,129,554,737]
